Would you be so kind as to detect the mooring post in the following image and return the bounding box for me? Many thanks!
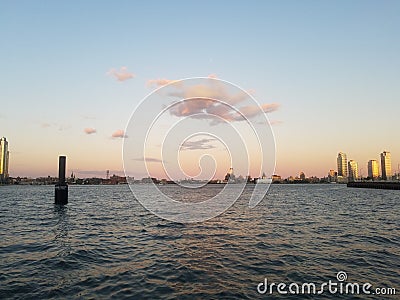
[55,156,68,205]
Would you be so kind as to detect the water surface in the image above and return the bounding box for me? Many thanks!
[0,184,399,299]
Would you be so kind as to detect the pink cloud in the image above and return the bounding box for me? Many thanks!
[112,129,128,138]
[169,98,215,117]
[168,83,249,106]
[149,77,279,125]
[168,98,279,125]
[108,66,135,81]
[84,127,97,134]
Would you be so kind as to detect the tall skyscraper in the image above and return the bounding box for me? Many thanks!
[380,151,392,180]
[337,152,347,177]
[348,160,359,181]
[368,160,379,180]
[0,137,10,180]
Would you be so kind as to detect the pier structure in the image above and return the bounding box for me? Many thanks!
[55,156,68,205]
[347,181,400,190]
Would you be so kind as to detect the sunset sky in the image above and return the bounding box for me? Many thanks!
[1,1,399,179]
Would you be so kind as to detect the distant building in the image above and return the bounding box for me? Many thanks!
[367,160,379,180]
[348,160,359,182]
[337,152,347,178]
[380,151,392,180]
[256,172,270,184]
[224,167,236,182]
[246,175,253,183]
[299,172,306,181]
[0,137,10,181]
[328,169,337,182]
[271,174,282,183]
[141,177,155,184]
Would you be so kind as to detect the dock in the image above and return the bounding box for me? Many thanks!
[347,181,400,190]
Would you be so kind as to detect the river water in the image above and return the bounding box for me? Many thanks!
[0,184,398,299]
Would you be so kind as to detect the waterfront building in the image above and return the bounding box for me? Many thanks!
[224,167,235,182]
[336,176,348,183]
[337,152,347,178]
[0,137,9,181]
[271,174,282,183]
[256,172,270,184]
[367,160,379,180]
[380,151,392,180]
[328,169,337,182]
[348,160,359,181]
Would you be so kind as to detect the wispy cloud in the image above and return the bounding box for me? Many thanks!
[107,66,135,81]
[270,120,283,126]
[147,75,219,88]
[84,127,97,134]
[58,124,71,131]
[40,122,70,131]
[180,138,216,151]
[132,157,164,163]
[81,115,97,120]
[256,119,283,126]
[111,129,128,138]
[147,78,179,88]
[235,103,280,119]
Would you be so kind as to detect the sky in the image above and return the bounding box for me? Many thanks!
[0,0,399,179]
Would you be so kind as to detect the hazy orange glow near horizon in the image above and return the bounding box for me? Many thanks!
[1,2,399,179]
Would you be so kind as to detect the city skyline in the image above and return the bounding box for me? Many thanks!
[1,135,398,182]
[334,150,397,181]
[1,1,400,178]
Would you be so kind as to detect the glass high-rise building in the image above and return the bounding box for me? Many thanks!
[337,152,347,177]
[0,137,10,180]
[368,160,379,180]
[380,151,392,180]
[348,160,359,181]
